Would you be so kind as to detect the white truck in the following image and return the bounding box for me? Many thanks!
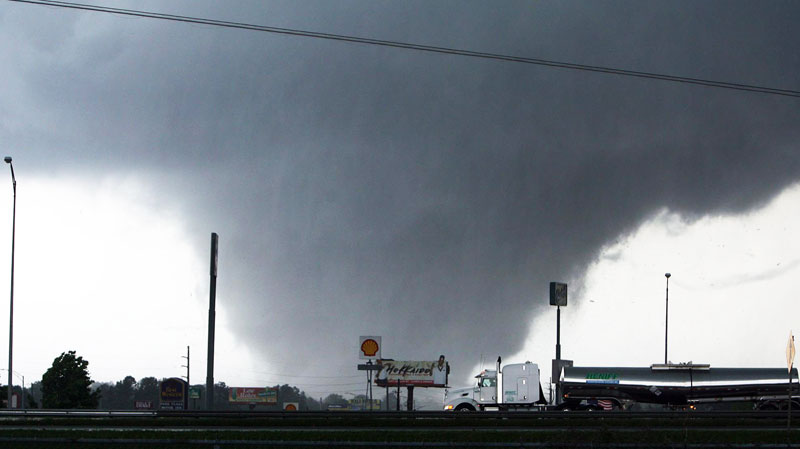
[444,356,800,411]
[443,357,549,411]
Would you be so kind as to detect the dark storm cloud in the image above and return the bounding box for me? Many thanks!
[2,0,799,380]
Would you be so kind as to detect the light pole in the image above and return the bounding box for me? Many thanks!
[549,282,568,405]
[664,272,671,365]
[3,157,15,409]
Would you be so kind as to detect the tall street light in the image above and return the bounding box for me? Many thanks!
[4,157,15,408]
[664,272,671,365]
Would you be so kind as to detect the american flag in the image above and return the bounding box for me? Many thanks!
[596,400,614,411]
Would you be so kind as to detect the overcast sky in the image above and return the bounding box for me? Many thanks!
[0,0,799,403]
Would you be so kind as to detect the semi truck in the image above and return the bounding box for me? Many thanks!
[444,359,549,411]
[443,357,799,411]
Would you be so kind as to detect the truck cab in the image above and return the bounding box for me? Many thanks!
[444,362,546,411]
[478,370,498,403]
[443,369,496,411]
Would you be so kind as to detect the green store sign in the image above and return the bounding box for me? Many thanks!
[585,373,619,380]
[585,372,620,384]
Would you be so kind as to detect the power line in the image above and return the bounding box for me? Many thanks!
[9,0,800,99]
[223,376,366,389]
[248,371,363,379]
[261,380,366,387]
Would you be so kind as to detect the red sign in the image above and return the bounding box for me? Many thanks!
[229,387,277,404]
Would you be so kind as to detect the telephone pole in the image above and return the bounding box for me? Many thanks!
[182,346,190,410]
[206,233,219,410]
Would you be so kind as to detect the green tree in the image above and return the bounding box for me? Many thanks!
[134,377,160,403]
[213,381,230,410]
[94,383,112,409]
[98,375,137,409]
[41,351,100,409]
[276,384,316,411]
[322,393,349,409]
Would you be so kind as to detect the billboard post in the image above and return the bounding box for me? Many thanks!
[396,379,400,411]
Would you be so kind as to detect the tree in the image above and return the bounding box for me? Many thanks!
[213,382,230,410]
[134,377,160,403]
[41,351,100,409]
[94,383,112,409]
[98,375,137,409]
[276,384,317,411]
[322,393,349,410]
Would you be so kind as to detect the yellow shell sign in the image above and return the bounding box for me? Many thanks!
[359,336,381,359]
[361,339,379,356]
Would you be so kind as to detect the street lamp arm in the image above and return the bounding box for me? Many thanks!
[3,158,14,184]
[0,368,23,382]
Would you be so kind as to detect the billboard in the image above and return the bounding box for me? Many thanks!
[375,356,449,387]
[228,387,278,404]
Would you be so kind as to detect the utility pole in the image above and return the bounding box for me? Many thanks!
[182,346,190,410]
[206,233,219,410]
[182,346,190,386]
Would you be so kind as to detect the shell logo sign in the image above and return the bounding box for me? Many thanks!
[361,339,379,356]
[359,336,382,360]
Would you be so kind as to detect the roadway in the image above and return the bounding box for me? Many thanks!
[1,410,800,448]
